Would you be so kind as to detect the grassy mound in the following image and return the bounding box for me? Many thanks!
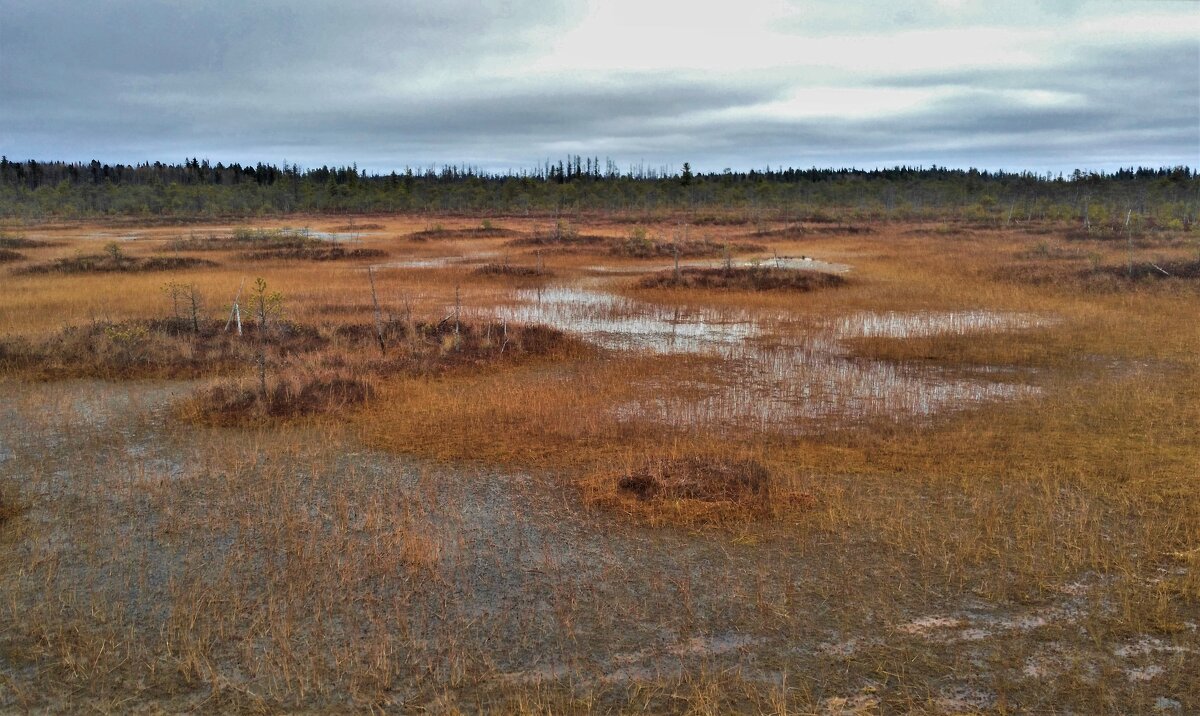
[165,229,386,261]
[0,483,21,528]
[999,256,1200,291]
[0,249,25,263]
[1,314,576,383]
[585,456,793,525]
[749,223,874,238]
[0,319,326,380]
[178,321,576,424]
[471,262,551,278]
[618,457,770,503]
[180,374,375,425]
[165,229,317,251]
[1095,258,1200,280]
[406,224,519,241]
[638,266,846,291]
[610,237,766,259]
[241,246,387,261]
[507,230,764,258]
[16,254,217,274]
[0,234,57,249]
[505,230,609,249]
[330,222,385,231]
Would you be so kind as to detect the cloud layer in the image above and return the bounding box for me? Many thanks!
[2,0,1196,173]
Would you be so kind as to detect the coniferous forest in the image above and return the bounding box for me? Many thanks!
[1,157,1195,228]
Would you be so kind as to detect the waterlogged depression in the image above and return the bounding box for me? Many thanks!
[490,285,1045,431]
[5,380,1151,706]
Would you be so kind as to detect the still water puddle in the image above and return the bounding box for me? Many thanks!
[588,255,851,275]
[490,286,1048,431]
[500,287,759,354]
[372,253,498,270]
[836,310,1050,338]
[279,228,379,242]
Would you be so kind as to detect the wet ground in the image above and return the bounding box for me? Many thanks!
[0,242,1193,710]
[488,283,1044,432]
[1,379,1192,711]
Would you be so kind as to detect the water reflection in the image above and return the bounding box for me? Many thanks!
[489,286,1046,432]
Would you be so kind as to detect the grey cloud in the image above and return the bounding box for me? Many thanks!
[1,0,1195,173]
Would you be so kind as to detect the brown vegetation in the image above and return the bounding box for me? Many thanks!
[749,223,874,238]
[179,374,374,425]
[16,252,217,274]
[998,252,1200,291]
[331,222,385,231]
[0,318,323,380]
[241,246,388,261]
[0,248,24,263]
[0,213,1197,712]
[471,262,551,278]
[0,234,57,249]
[585,456,781,525]
[637,265,847,291]
[0,483,20,528]
[508,227,765,258]
[505,227,609,248]
[406,224,519,240]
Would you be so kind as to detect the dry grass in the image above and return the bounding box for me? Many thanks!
[0,214,1197,712]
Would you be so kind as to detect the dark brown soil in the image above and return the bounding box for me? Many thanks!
[638,266,846,291]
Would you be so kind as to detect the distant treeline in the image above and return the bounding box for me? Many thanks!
[1,156,1196,228]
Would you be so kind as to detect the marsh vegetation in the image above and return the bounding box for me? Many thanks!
[0,209,1197,712]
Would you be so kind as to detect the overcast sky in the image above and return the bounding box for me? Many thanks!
[2,0,1197,174]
